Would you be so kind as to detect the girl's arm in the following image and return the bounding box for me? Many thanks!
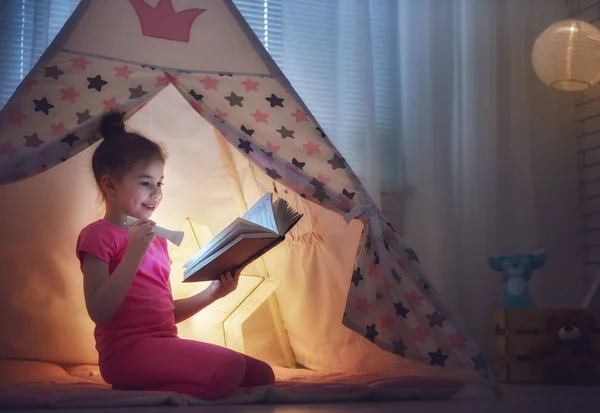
[82,219,155,325]
[170,271,240,324]
[172,288,218,324]
[82,250,144,324]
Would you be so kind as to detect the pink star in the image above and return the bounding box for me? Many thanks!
[199,76,219,90]
[241,78,259,91]
[317,174,330,184]
[397,259,410,270]
[103,97,118,110]
[0,142,17,157]
[383,227,396,242]
[356,297,370,313]
[266,141,280,153]
[51,122,67,136]
[287,180,303,192]
[60,87,80,103]
[384,280,394,293]
[291,109,309,123]
[114,65,133,79]
[191,100,204,115]
[368,261,376,276]
[216,108,228,118]
[303,141,321,155]
[156,75,170,87]
[71,56,91,70]
[24,78,37,90]
[7,108,27,126]
[379,313,395,330]
[405,291,424,306]
[448,332,467,348]
[251,109,269,124]
[410,326,428,343]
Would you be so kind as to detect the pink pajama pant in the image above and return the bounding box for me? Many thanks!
[99,336,275,400]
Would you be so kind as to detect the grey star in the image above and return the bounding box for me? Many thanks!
[129,85,148,99]
[405,248,420,263]
[342,189,355,199]
[87,75,107,92]
[237,139,253,154]
[241,125,254,136]
[276,126,295,139]
[189,89,203,101]
[33,97,54,115]
[426,311,446,328]
[266,168,281,180]
[61,133,79,147]
[351,267,363,287]
[391,268,402,284]
[44,65,64,80]
[225,92,244,107]
[24,133,44,148]
[313,188,330,203]
[392,339,407,356]
[310,178,325,190]
[428,349,449,367]
[291,158,305,170]
[266,94,284,108]
[394,301,410,318]
[76,109,92,124]
[365,324,379,343]
[327,153,346,170]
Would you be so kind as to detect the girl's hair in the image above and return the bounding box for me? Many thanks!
[92,112,166,191]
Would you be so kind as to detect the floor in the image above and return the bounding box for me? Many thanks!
[15,384,600,413]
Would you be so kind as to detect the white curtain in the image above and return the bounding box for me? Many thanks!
[0,0,590,357]
[396,0,588,355]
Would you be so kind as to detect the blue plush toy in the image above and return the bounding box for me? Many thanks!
[488,250,547,308]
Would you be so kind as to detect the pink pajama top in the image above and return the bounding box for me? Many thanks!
[76,219,177,363]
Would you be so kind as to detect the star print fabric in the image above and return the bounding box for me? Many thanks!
[0,52,165,184]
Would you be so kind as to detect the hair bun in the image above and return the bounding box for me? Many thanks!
[99,111,126,141]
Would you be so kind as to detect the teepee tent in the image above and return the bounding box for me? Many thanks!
[0,0,497,403]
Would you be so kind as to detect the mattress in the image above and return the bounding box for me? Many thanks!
[0,360,466,408]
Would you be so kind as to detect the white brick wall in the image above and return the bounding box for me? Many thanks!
[568,0,600,271]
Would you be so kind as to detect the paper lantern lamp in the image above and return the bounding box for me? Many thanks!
[532,19,600,91]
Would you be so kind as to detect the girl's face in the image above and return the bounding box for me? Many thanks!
[103,159,165,221]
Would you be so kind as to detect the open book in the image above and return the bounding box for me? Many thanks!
[182,192,303,282]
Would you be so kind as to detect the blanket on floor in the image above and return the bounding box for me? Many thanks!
[0,360,466,408]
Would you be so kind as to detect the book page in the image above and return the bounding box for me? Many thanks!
[242,192,278,233]
[183,218,271,268]
[273,198,304,234]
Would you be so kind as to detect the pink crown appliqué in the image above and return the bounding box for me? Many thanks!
[129,0,206,43]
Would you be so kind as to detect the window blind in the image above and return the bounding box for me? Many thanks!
[0,0,80,108]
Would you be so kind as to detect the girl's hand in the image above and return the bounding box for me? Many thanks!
[209,268,241,300]
[126,218,156,258]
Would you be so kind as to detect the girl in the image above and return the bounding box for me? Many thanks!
[76,112,275,400]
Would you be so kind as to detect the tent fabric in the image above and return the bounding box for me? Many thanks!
[0,0,495,390]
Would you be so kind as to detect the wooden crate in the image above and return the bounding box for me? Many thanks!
[492,308,600,383]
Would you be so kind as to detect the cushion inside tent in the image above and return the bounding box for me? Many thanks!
[0,85,471,407]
